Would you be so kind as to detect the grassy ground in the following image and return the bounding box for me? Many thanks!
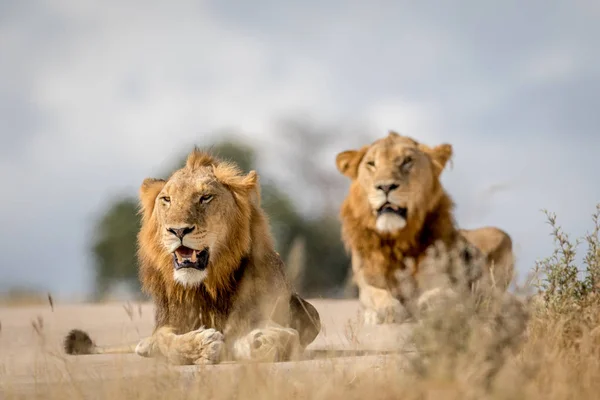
[1,204,599,399]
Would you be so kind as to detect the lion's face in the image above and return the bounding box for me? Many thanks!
[155,168,237,286]
[140,152,257,288]
[336,132,453,235]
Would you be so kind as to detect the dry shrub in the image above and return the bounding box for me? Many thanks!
[387,238,530,399]
[398,203,600,399]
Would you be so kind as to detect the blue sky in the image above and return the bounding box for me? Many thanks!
[1,0,599,298]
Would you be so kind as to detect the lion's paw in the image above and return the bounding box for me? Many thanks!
[234,327,300,362]
[170,328,224,365]
[135,336,158,358]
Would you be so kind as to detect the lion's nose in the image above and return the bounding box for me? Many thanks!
[376,183,399,194]
[167,226,195,239]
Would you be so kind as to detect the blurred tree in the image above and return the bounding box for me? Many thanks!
[299,215,350,297]
[91,198,141,301]
[285,236,306,291]
[269,117,358,297]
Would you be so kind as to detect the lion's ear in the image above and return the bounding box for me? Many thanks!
[227,170,260,205]
[243,170,261,206]
[424,143,453,176]
[139,178,166,217]
[335,147,367,179]
[239,170,258,193]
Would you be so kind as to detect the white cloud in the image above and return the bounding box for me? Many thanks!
[364,100,442,141]
[27,2,338,168]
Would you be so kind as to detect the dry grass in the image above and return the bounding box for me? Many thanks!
[2,204,600,399]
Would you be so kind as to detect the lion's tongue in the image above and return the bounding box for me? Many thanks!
[176,246,194,256]
[175,246,196,262]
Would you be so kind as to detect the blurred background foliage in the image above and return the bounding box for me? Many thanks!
[91,120,359,301]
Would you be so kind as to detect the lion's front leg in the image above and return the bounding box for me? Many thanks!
[354,269,411,325]
[351,252,411,325]
[359,285,410,324]
[135,326,224,365]
[231,322,301,363]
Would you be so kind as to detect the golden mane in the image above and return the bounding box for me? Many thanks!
[340,186,458,286]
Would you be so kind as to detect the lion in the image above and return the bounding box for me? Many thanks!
[335,131,514,324]
[63,148,321,364]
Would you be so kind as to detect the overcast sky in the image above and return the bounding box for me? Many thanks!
[1,0,599,299]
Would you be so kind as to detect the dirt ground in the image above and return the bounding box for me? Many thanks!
[0,299,415,397]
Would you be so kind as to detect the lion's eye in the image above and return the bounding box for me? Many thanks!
[160,196,171,204]
[199,194,214,204]
[400,156,413,171]
[366,160,376,168]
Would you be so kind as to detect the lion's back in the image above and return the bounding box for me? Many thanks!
[459,226,514,289]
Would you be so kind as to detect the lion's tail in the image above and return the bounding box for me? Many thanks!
[63,329,137,355]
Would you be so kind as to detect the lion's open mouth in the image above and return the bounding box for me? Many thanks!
[377,203,408,219]
[172,246,209,271]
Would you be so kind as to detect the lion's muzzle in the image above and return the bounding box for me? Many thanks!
[375,203,408,233]
[173,246,210,271]
[376,203,408,219]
